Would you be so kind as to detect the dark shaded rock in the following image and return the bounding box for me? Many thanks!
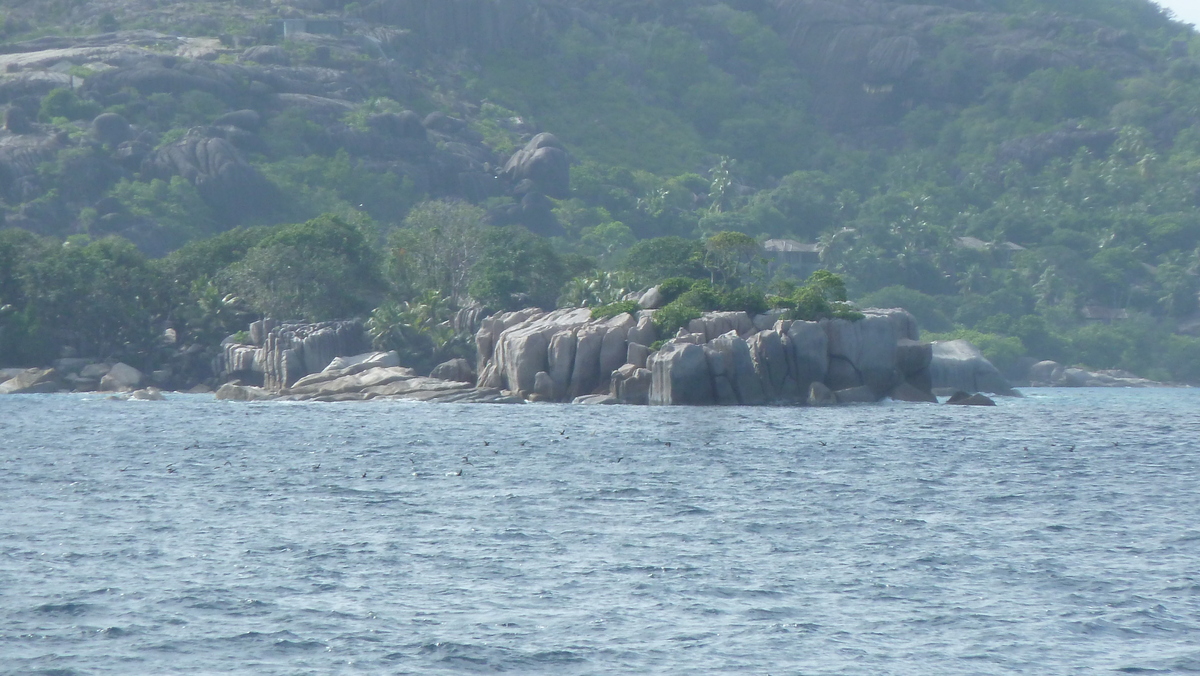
[503,133,570,199]
[83,64,238,104]
[807,381,836,406]
[369,111,427,139]
[835,385,878,404]
[946,391,997,406]
[889,381,938,403]
[430,357,475,383]
[422,111,467,133]
[241,45,290,66]
[4,106,33,134]
[212,109,262,131]
[0,367,63,394]
[91,112,131,145]
[147,133,280,223]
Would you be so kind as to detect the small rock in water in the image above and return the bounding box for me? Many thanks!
[945,391,996,406]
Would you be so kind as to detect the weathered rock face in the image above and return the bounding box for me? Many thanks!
[1027,360,1167,388]
[430,358,476,383]
[930,340,1017,396]
[145,132,280,223]
[216,320,370,391]
[99,362,143,392]
[649,342,714,406]
[477,306,946,406]
[0,367,62,394]
[611,363,651,405]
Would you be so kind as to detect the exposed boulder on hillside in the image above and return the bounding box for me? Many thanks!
[145,131,280,222]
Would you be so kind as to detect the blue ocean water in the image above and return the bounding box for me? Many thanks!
[1,389,1199,675]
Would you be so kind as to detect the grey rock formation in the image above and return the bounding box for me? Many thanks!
[146,132,279,222]
[0,367,62,394]
[930,340,1017,396]
[215,382,274,401]
[258,320,368,390]
[326,351,400,372]
[430,358,475,383]
[91,112,131,145]
[889,381,938,403]
[1028,360,1166,387]
[99,362,143,391]
[946,391,997,406]
[477,306,944,406]
[573,394,619,405]
[532,370,556,401]
[502,133,570,199]
[611,363,651,405]
[787,320,830,394]
[649,342,713,406]
[569,325,607,398]
[626,342,650,369]
[807,381,836,406]
[835,385,879,404]
[638,286,664,309]
[708,331,767,405]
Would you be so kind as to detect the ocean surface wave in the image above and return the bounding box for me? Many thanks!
[1,389,1199,674]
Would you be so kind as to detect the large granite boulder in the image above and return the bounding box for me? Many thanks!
[145,132,280,223]
[611,363,651,405]
[99,362,143,392]
[649,342,714,405]
[824,309,917,396]
[0,368,63,394]
[325,351,401,372]
[502,133,570,199]
[430,358,475,383]
[930,340,1017,396]
[708,330,767,405]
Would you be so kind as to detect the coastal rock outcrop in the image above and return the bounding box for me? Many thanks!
[476,306,956,406]
[0,367,62,394]
[1027,360,1167,387]
[930,340,1017,396]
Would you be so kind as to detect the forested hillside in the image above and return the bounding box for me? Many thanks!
[3,0,1200,384]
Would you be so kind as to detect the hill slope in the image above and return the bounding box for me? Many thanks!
[2,0,1200,382]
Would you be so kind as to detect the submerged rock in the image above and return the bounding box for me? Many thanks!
[945,391,997,406]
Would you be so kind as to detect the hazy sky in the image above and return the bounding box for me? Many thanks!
[1158,0,1200,27]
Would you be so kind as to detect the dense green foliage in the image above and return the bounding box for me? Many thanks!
[5,0,1200,381]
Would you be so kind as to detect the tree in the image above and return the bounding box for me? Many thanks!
[468,226,567,310]
[703,231,762,285]
[387,200,486,305]
[621,236,706,283]
[222,215,382,321]
[18,236,166,363]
